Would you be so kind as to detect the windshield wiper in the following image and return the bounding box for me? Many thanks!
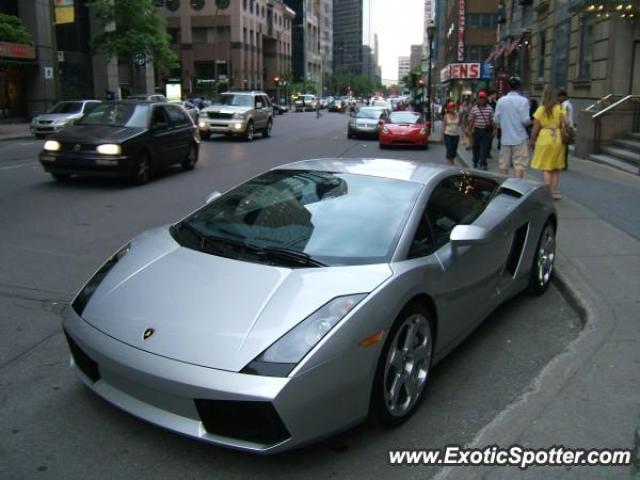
[256,246,327,268]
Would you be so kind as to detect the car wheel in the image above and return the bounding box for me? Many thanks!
[371,304,433,427]
[347,129,355,139]
[51,173,71,182]
[181,144,198,171]
[528,220,556,295]
[263,119,273,138]
[244,121,254,142]
[130,151,151,185]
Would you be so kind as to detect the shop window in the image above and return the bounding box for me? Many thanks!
[578,15,595,80]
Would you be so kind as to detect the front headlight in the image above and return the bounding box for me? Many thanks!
[43,140,61,151]
[232,113,246,120]
[242,294,367,377]
[71,243,131,316]
[96,144,121,155]
[198,121,206,128]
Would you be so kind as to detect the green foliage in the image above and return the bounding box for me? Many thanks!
[289,81,316,96]
[89,0,176,70]
[0,14,33,44]
[330,72,381,96]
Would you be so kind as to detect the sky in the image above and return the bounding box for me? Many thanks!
[367,0,425,83]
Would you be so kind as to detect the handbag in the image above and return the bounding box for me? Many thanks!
[562,126,575,145]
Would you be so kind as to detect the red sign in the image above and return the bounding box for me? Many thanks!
[458,0,465,61]
[0,42,36,60]
[441,63,480,82]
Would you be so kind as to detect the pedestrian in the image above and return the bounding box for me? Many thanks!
[468,91,494,170]
[442,101,461,165]
[494,77,531,178]
[488,91,497,158]
[460,98,473,150]
[315,98,322,119]
[558,89,574,170]
[530,86,568,200]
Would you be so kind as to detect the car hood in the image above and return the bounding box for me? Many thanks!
[52,125,146,144]
[35,113,82,122]
[82,227,392,372]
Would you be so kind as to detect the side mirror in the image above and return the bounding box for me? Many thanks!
[205,191,222,204]
[450,225,491,246]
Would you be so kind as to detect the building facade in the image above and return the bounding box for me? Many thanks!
[318,0,333,95]
[283,0,321,92]
[410,44,423,70]
[158,0,294,96]
[398,56,410,82]
[438,0,499,99]
[333,0,363,75]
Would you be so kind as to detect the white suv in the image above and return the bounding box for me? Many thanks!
[198,91,274,141]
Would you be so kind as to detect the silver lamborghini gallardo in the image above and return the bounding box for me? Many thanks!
[63,158,557,453]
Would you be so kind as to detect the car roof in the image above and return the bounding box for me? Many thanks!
[275,158,462,185]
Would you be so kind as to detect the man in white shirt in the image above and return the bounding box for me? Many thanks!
[559,90,574,170]
[494,77,531,178]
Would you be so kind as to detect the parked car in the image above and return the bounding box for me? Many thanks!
[294,94,317,112]
[30,100,101,138]
[126,93,168,103]
[347,107,388,139]
[198,91,273,141]
[169,100,199,123]
[62,158,557,453]
[39,101,199,184]
[273,98,289,115]
[379,111,430,149]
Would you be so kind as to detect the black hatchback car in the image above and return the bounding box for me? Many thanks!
[39,101,199,184]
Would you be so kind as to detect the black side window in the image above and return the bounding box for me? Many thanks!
[150,107,169,127]
[166,105,190,126]
[423,175,498,252]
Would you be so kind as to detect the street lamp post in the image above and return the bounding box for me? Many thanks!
[426,20,436,123]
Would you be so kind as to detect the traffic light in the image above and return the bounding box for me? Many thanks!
[273,76,280,86]
[418,78,425,87]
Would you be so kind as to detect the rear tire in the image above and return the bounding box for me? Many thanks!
[371,303,433,427]
[527,220,556,295]
[181,144,198,171]
[263,119,273,138]
[51,173,71,182]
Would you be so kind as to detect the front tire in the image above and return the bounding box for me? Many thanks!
[244,121,254,142]
[130,151,151,185]
[371,304,433,427]
[527,220,556,295]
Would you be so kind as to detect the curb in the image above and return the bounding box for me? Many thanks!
[432,252,614,479]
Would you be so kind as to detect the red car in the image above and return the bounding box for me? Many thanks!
[379,111,430,149]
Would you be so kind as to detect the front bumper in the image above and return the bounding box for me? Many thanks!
[62,307,371,454]
[31,124,68,136]
[39,151,132,177]
[198,118,247,135]
[379,131,429,146]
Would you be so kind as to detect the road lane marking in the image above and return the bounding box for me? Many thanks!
[0,162,38,171]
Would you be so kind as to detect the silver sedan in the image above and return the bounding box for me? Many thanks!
[63,158,557,454]
[347,107,388,138]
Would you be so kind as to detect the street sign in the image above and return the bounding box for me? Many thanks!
[44,67,54,79]
[133,52,147,67]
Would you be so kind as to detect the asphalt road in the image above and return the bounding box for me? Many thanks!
[0,111,582,480]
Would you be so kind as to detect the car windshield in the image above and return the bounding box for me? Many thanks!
[356,109,382,119]
[177,169,422,266]
[214,94,253,107]
[48,102,83,114]
[78,103,149,128]
[388,112,422,124]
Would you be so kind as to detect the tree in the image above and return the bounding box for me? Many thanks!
[90,0,177,89]
[0,14,33,44]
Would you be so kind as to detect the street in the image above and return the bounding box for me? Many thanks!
[0,111,586,479]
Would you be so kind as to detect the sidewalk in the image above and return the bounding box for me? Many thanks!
[0,123,33,142]
[436,150,640,477]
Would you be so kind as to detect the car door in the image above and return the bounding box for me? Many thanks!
[407,174,503,352]
[254,95,267,129]
[165,104,193,164]
[148,105,174,166]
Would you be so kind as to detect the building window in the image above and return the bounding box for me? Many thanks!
[243,0,247,10]
[166,0,180,11]
[552,20,570,88]
[522,5,532,28]
[192,27,209,43]
[537,31,546,82]
[578,15,595,80]
[167,28,180,44]
[190,0,204,10]
[467,13,497,29]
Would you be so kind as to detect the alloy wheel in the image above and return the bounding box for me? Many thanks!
[536,224,556,288]
[383,313,432,418]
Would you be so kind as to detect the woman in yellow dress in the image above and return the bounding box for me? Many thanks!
[530,87,567,200]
